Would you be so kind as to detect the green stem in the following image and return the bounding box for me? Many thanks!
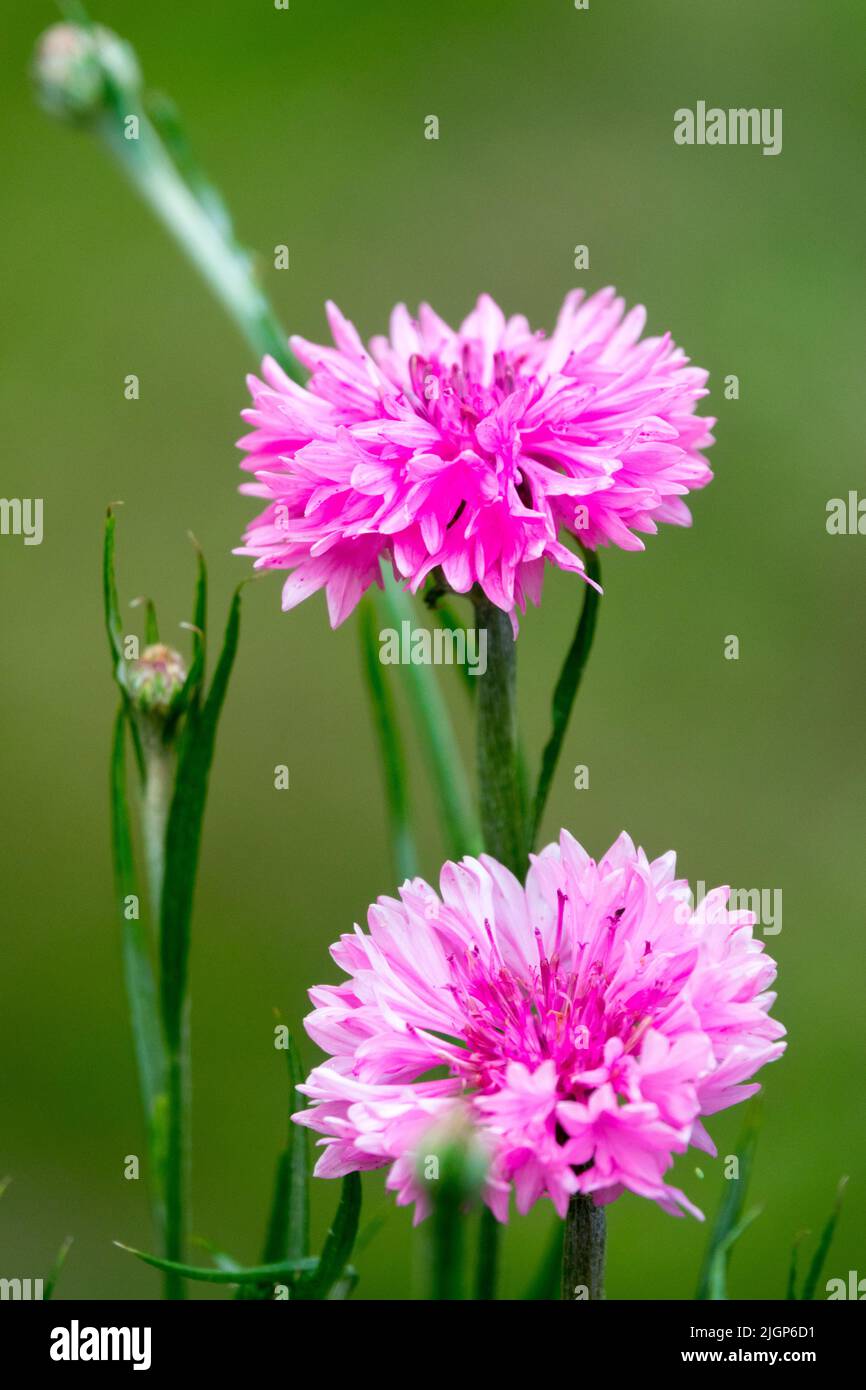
[94,108,301,379]
[561,1193,606,1300]
[474,1206,500,1300]
[430,1189,464,1301]
[472,594,525,876]
[470,593,526,1298]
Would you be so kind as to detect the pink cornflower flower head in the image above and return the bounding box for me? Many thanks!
[236,289,715,626]
[294,831,784,1223]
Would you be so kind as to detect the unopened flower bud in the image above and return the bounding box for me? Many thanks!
[32,23,141,124]
[128,643,187,718]
[416,1109,489,1203]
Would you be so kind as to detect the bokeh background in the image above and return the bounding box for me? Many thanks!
[1,0,863,1299]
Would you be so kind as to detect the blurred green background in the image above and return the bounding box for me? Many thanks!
[1,0,863,1299]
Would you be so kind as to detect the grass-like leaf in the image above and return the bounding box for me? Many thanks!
[110,707,166,1137]
[173,537,207,723]
[160,585,242,1046]
[359,594,417,882]
[704,1206,764,1301]
[523,1220,564,1300]
[130,595,160,645]
[115,1242,318,1285]
[799,1177,848,1300]
[429,598,477,699]
[238,1029,310,1300]
[696,1100,761,1300]
[295,1172,362,1300]
[44,1235,74,1301]
[786,1231,808,1301]
[378,573,482,861]
[282,1032,309,1264]
[530,549,601,848]
[103,505,124,671]
[103,506,144,777]
[157,582,243,1296]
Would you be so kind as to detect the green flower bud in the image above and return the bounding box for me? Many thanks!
[128,643,187,718]
[416,1109,489,1203]
[32,23,141,124]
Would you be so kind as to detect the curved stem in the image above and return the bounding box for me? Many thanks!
[95,109,301,379]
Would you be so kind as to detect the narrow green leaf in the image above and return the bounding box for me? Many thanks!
[705,1206,763,1301]
[296,1172,362,1300]
[103,506,123,669]
[523,1220,564,1300]
[110,707,166,1130]
[157,584,242,1298]
[103,506,144,778]
[354,1212,388,1256]
[696,1101,761,1299]
[327,1267,359,1300]
[801,1177,848,1301]
[129,596,160,645]
[44,1236,74,1301]
[238,1032,310,1300]
[115,1242,318,1284]
[283,1032,309,1263]
[159,585,242,1045]
[786,1232,807,1300]
[192,1237,242,1273]
[431,600,476,699]
[359,594,418,882]
[178,537,207,714]
[378,572,482,860]
[530,550,601,848]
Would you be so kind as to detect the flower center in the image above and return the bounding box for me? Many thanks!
[408,350,521,455]
[443,895,657,1103]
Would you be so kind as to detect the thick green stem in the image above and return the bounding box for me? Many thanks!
[470,594,527,1297]
[561,1193,606,1300]
[472,594,525,876]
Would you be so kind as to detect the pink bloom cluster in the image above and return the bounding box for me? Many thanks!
[294,832,784,1222]
[236,290,714,626]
